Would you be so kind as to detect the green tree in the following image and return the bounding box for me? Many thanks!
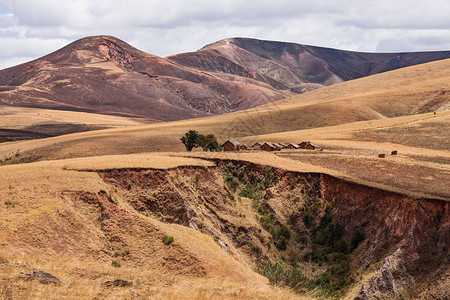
[180,130,200,151]
[196,133,218,151]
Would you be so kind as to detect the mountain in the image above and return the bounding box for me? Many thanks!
[1,35,450,121]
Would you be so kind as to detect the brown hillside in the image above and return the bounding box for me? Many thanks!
[0,154,448,299]
[1,36,450,122]
[1,58,449,165]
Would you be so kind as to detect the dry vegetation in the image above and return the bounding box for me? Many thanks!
[0,57,448,299]
[0,156,306,299]
[1,58,450,163]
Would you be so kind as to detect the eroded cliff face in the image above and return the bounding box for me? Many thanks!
[91,160,448,299]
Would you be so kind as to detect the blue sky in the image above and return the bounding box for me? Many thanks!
[1,0,450,70]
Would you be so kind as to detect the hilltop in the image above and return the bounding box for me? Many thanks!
[1,35,450,124]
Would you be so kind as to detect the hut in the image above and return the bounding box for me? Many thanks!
[391,150,398,155]
[260,142,281,151]
[378,153,386,158]
[285,143,300,150]
[222,140,246,151]
[252,142,264,150]
[298,141,317,150]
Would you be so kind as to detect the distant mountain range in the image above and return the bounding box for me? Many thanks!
[1,35,450,121]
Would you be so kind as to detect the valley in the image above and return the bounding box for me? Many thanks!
[0,36,448,299]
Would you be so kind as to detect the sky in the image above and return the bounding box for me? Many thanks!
[1,0,450,70]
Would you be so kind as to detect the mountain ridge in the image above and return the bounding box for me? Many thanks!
[1,35,450,121]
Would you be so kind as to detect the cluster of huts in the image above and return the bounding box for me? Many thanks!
[222,140,318,152]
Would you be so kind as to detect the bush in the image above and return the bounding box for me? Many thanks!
[320,205,332,227]
[257,262,306,290]
[163,235,174,245]
[4,201,15,207]
[263,167,276,188]
[239,183,262,200]
[351,227,366,250]
[224,173,239,191]
[338,240,350,254]
[303,212,313,227]
[305,249,328,263]
[276,237,287,251]
[279,224,291,240]
[111,260,121,268]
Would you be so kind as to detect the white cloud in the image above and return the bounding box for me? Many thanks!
[1,0,450,70]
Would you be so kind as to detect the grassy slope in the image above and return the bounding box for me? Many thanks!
[0,155,306,299]
[1,57,449,157]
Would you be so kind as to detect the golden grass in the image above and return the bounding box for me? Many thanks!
[0,155,306,299]
[1,58,450,163]
[61,153,214,171]
[0,105,148,129]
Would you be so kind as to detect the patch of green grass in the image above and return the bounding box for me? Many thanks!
[111,260,121,268]
[4,201,15,208]
[257,261,306,291]
[239,183,263,200]
[162,235,174,245]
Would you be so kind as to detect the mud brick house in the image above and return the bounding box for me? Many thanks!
[285,143,300,150]
[222,140,248,151]
[298,141,317,150]
[260,142,281,151]
[251,142,264,150]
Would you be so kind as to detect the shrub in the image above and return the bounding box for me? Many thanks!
[257,261,306,291]
[111,260,121,268]
[4,201,15,207]
[338,240,350,254]
[351,227,366,250]
[163,235,174,245]
[290,177,301,190]
[239,184,262,200]
[279,224,291,240]
[320,205,332,227]
[276,237,287,251]
[303,212,313,227]
[224,173,239,191]
[263,167,276,188]
[305,249,328,263]
[251,245,261,255]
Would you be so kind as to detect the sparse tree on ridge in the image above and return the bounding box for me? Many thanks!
[180,130,200,151]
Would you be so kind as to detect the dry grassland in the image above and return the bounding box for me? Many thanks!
[1,58,450,163]
[0,155,305,299]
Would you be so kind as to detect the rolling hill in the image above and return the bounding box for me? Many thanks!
[1,57,448,162]
[1,35,450,122]
[0,37,449,300]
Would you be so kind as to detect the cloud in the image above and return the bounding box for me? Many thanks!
[1,0,450,70]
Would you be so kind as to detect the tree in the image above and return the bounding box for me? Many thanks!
[196,134,219,151]
[207,141,221,152]
[180,130,200,151]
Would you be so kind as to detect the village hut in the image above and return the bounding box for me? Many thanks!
[285,143,300,150]
[298,141,317,150]
[239,143,249,150]
[260,142,281,151]
[251,142,264,150]
[222,140,244,151]
[391,150,398,155]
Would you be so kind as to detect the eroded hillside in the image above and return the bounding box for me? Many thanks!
[0,156,448,299]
